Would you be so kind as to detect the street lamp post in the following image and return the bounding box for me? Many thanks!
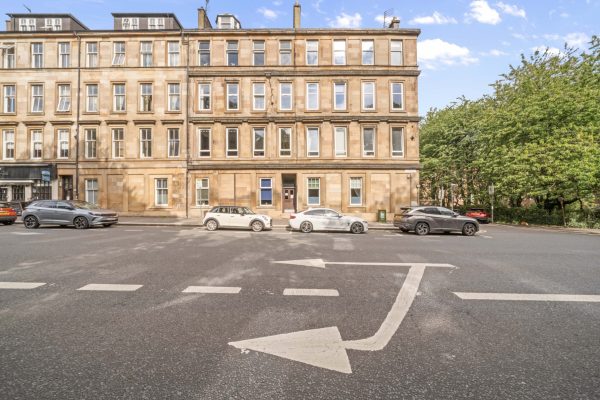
[416,184,421,206]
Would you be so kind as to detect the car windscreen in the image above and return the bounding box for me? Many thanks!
[70,200,100,210]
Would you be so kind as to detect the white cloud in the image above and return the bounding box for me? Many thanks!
[313,0,326,15]
[328,12,362,28]
[374,15,386,24]
[418,39,479,70]
[272,0,283,5]
[543,34,561,41]
[410,11,457,25]
[531,46,562,56]
[481,49,509,56]
[466,0,501,24]
[511,33,526,40]
[496,2,526,18]
[501,40,511,46]
[258,7,278,20]
[564,32,590,48]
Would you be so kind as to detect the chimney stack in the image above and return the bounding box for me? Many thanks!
[389,17,400,29]
[198,8,210,29]
[293,2,301,29]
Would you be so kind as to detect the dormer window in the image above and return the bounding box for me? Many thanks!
[216,15,240,29]
[220,16,233,29]
[19,18,36,31]
[148,18,165,30]
[122,17,139,30]
[44,18,62,31]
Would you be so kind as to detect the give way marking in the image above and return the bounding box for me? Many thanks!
[229,259,455,374]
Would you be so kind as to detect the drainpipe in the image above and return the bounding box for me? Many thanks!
[184,29,190,218]
[74,31,82,200]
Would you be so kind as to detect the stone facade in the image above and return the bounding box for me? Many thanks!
[0,8,420,221]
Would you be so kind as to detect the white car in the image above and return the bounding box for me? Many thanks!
[203,206,272,232]
[289,208,368,234]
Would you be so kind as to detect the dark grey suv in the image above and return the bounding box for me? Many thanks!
[393,206,479,236]
[22,200,118,229]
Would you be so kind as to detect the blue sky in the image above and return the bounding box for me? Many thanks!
[4,0,598,113]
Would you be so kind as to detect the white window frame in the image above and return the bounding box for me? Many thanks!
[362,127,376,157]
[168,128,180,158]
[45,18,62,31]
[57,84,71,112]
[3,85,16,113]
[31,130,42,159]
[334,126,347,157]
[333,40,346,65]
[362,40,374,65]
[2,129,15,160]
[31,43,43,68]
[85,179,99,205]
[154,178,168,206]
[349,177,363,206]
[19,18,36,31]
[390,82,404,111]
[198,128,211,157]
[58,42,70,68]
[226,83,239,111]
[306,40,318,66]
[333,82,347,111]
[390,40,403,66]
[167,41,180,67]
[140,128,152,158]
[198,83,211,111]
[84,128,97,159]
[198,41,210,66]
[306,127,319,157]
[113,83,126,112]
[31,84,44,113]
[168,83,181,112]
[253,40,265,66]
[86,42,98,68]
[112,42,125,65]
[391,127,404,157]
[148,17,165,30]
[279,82,292,111]
[121,18,139,30]
[362,81,376,111]
[140,83,153,112]
[306,82,319,111]
[279,40,292,65]
[2,43,16,69]
[253,82,265,111]
[111,128,124,158]
[259,178,273,206]
[253,127,266,157]
[140,41,153,67]
[307,178,320,206]
[57,129,69,159]
[226,41,239,66]
[226,127,239,157]
[86,84,98,113]
[279,127,292,157]
[196,178,210,206]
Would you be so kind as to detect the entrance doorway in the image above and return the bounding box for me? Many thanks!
[60,175,73,200]
[282,174,296,213]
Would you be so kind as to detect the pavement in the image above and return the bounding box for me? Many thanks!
[1,224,599,399]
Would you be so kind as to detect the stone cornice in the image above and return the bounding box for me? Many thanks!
[190,115,420,124]
[188,162,421,171]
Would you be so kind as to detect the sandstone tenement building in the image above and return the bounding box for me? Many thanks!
[0,4,421,220]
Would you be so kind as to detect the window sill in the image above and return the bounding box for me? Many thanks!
[55,111,72,115]
[149,206,171,209]
[137,111,154,114]
[165,110,182,114]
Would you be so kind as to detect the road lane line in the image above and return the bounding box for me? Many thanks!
[11,232,42,236]
[0,282,46,289]
[124,229,144,232]
[182,286,241,294]
[77,284,143,292]
[283,288,340,297]
[454,292,600,302]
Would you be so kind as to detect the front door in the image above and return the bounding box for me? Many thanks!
[283,188,295,212]
[60,176,73,200]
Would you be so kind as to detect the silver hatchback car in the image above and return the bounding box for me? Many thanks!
[394,206,479,236]
[22,200,118,229]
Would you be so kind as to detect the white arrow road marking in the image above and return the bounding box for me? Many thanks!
[77,284,143,291]
[182,286,241,294]
[454,292,600,302]
[283,288,339,297]
[272,258,454,270]
[230,261,455,373]
[0,282,46,289]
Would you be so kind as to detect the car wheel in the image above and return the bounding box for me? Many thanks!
[414,222,430,236]
[251,220,264,232]
[73,216,89,230]
[462,223,477,236]
[205,219,218,231]
[23,215,40,229]
[300,221,313,233]
[350,222,364,234]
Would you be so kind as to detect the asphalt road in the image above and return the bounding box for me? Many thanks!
[0,224,599,399]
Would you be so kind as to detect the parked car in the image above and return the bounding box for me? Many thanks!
[394,206,479,236]
[289,208,368,234]
[0,202,17,225]
[8,200,32,216]
[202,206,272,232]
[22,200,118,229]
[465,208,491,223]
